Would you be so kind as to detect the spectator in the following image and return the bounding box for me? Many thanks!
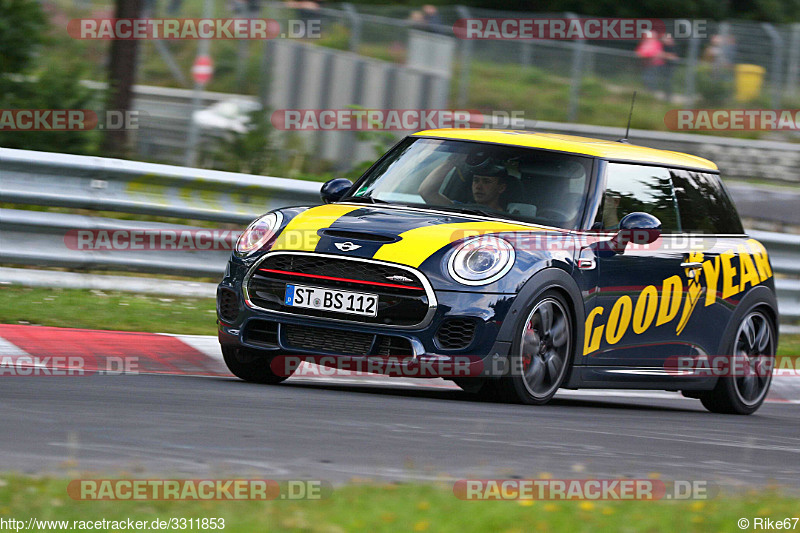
[703,33,736,81]
[422,4,442,28]
[408,10,426,31]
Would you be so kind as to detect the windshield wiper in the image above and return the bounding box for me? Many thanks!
[344,196,390,204]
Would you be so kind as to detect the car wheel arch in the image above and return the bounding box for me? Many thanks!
[715,285,780,359]
[495,267,586,382]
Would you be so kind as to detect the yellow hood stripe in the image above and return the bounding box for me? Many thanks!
[271,204,361,252]
[373,221,540,268]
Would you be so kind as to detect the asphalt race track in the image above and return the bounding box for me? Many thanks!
[2,373,799,489]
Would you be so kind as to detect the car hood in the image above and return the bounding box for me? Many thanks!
[269,202,555,269]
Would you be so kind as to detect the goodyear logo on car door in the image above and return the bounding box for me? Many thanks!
[583,239,773,355]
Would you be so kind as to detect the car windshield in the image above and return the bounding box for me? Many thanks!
[346,137,593,230]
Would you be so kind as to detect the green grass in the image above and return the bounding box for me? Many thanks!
[0,475,798,532]
[779,334,800,357]
[0,287,216,335]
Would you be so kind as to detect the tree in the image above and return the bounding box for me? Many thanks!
[0,0,46,74]
[101,0,144,157]
[0,0,100,154]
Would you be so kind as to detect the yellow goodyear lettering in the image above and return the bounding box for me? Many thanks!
[737,244,761,291]
[583,307,605,356]
[719,250,739,299]
[605,296,633,345]
[632,285,658,334]
[656,275,683,326]
[745,239,773,281]
[583,243,774,355]
[702,256,721,307]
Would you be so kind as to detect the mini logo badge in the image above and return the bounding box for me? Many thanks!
[386,275,414,283]
[334,241,361,252]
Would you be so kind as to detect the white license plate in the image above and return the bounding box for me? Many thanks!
[284,284,378,317]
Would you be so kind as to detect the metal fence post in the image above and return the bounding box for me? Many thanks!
[785,23,800,100]
[342,3,362,53]
[235,6,258,88]
[761,23,784,109]
[566,13,585,123]
[455,6,472,108]
[684,37,700,102]
[185,0,213,167]
[520,41,532,67]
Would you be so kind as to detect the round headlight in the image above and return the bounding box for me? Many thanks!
[448,236,515,285]
[235,212,283,255]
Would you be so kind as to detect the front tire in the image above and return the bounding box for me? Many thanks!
[700,308,776,415]
[498,290,574,405]
[222,345,292,384]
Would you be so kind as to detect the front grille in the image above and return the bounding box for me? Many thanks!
[263,254,425,289]
[246,253,432,327]
[283,324,374,355]
[435,318,477,350]
[217,288,238,323]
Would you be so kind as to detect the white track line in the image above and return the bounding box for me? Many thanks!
[0,335,30,356]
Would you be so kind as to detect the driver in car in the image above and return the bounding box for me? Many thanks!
[418,152,508,211]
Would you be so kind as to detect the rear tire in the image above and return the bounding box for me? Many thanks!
[699,308,775,415]
[222,345,291,384]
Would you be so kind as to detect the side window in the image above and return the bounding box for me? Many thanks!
[594,163,680,232]
[671,170,745,234]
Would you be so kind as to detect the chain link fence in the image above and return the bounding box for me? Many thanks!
[64,1,800,121]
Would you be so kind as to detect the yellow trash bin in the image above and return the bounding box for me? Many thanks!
[735,64,766,102]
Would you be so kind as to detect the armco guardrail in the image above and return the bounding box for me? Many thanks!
[0,148,797,323]
[749,230,800,278]
[0,147,320,224]
[0,209,231,277]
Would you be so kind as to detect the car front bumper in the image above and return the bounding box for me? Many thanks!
[217,267,517,378]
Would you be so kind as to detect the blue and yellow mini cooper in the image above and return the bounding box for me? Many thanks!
[217,129,779,414]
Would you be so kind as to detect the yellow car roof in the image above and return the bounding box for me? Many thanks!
[412,129,718,171]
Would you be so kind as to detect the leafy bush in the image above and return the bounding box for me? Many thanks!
[695,64,734,106]
[0,0,102,154]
